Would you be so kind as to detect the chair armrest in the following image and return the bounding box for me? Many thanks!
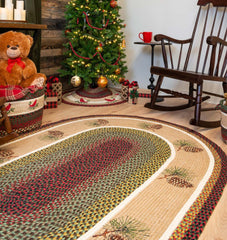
[155,34,192,44]
[207,36,227,46]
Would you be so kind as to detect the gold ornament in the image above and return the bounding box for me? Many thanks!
[115,68,121,75]
[97,76,108,88]
[121,39,126,49]
[71,75,81,87]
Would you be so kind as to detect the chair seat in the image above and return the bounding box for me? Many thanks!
[150,66,225,83]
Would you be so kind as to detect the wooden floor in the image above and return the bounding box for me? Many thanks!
[42,93,227,240]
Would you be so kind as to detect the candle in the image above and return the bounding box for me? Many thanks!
[0,7,8,20]
[5,0,13,9]
[7,8,14,20]
[14,8,21,20]
[21,9,26,21]
[16,1,24,10]
[14,9,26,21]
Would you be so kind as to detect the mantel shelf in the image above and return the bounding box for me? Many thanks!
[0,21,47,30]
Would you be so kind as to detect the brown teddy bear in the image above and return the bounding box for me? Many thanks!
[0,31,46,88]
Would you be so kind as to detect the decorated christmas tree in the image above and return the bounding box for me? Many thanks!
[60,0,128,89]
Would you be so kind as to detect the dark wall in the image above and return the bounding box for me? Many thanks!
[40,0,68,78]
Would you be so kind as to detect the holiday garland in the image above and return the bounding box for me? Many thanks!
[69,41,121,65]
[83,11,110,30]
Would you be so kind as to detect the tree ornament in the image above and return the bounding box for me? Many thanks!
[97,76,108,88]
[65,29,71,35]
[96,43,103,52]
[118,77,125,84]
[115,68,121,75]
[121,39,126,49]
[71,75,82,87]
[110,0,117,8]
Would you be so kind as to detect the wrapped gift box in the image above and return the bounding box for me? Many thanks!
[45,76,62,104]
[44,92,58,109]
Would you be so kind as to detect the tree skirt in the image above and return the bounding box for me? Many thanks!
[0,115,226,240]
[62,87,126,107]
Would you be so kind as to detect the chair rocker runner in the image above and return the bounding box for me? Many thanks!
[146,0,227,128]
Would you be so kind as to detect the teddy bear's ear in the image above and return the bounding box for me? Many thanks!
[26,35,34,47]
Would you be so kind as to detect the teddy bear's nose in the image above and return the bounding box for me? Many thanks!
[10,46,18,50]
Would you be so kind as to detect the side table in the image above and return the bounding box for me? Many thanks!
[134,41,167,102]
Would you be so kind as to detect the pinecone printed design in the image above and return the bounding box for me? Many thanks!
[183,146,203,152]
[141,123,163,131]
[47,130,64,140]
[91,119,109,126]
[108,234,125,240]
[174,139,203,152]
[0,149,14,160]
[161,166,194,188]
[167,176,193,188]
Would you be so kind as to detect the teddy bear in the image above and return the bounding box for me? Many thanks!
[0,31,46,88]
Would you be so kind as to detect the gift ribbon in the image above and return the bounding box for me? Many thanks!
[7,57,26,73]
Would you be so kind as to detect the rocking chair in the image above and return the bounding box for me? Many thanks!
[146,0,227,128]
[0,97,18,145]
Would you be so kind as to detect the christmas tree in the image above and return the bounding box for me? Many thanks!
[60,0,128,89]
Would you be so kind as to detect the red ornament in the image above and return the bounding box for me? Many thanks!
[110,0,117,8]
[65,29,71,35]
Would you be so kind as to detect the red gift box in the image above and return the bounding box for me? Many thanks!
[45,76,59,92]
[45,76,62,104]
[44,92,58,109]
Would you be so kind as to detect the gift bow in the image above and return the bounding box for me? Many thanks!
[7,57,26,73]
[129,81,138,88]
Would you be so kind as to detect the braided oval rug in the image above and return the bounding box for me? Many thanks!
[0,115,226,240]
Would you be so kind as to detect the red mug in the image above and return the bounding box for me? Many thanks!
[139,32,152,43]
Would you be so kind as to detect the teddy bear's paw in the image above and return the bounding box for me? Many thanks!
[32,77,45,87]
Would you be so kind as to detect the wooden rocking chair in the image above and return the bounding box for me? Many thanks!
[0,97,18,145]
[146,0,227,128]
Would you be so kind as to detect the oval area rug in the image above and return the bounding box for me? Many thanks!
[0,115,226,240]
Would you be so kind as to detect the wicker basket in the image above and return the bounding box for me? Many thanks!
[0,89,45,136]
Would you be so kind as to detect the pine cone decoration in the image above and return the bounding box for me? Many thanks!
[48,130,64,139]
[0,149,14,159]
[97,119,109,125]
[108,234,125,240]
[183,146,203,152]
[167,176,193,188]
[150,124,163,130]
